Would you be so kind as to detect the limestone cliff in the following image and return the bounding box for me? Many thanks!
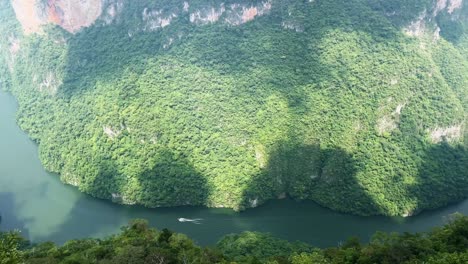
[11,0,273,34]
[404,0,465,37]
[11,0,103,34]
[10,0,466,38]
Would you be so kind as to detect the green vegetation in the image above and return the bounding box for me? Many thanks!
[1,214,467,263]
[0,231,23,264]
[0,0,467,216]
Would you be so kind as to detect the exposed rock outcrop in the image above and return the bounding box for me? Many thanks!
[11,0,273,34]
[429,124,463,143]
[434,0,464,15]
[101,0,124,25]
[103,125,122,140]
[376,99,406,136]
[11,0,47,34]
[38,71,61,95]
[142,8,176,31]
[12,0,103,34]
[404,0,465,37]
[224,1,272,26]
[404,11,427,37]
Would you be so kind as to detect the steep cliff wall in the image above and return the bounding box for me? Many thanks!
[11,0,273,34]
[404,0,465,37]
[11,0,103,34]
[10,0,466,37]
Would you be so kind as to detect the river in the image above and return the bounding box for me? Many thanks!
[0,91,467,247]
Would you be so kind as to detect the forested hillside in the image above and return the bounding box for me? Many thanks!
[1,214,467,263]
[0,0,467,216]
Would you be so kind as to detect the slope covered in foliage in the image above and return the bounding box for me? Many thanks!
[1,214,467,263]
[0,0,467,216]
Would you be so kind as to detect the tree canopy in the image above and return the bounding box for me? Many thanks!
[1,214,467,263]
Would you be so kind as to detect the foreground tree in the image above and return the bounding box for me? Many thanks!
[0,231,23,264]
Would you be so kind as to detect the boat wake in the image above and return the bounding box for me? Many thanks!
[178,218,203,224]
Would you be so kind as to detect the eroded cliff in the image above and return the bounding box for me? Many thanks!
[11,0,274,34]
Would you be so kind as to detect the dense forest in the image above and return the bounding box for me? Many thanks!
[1,214,467,263]
[0,0,467,216]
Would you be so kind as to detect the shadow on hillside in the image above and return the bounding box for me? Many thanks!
[240,140,382,215]
[240,136,468,216]
[0,193,30,240]
[406,142,468,215]
[58,26,159,98]
[134,147,212,207]
[57,0,194,98]
[55,0,429,99]
[40,147,211,243]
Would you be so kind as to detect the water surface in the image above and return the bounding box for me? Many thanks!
[1,91,467,246]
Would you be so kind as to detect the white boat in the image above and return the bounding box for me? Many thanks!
[178,218,202,224]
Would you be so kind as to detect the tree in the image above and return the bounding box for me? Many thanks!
[0,231,23,264]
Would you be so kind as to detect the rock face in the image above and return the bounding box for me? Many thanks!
[11,0,273,34]
[435,0,464,14]
[189,1,272,25]
[405,0,465,37]
[10,0,467,36]
[11,0,103,34]
[429,125,463,143]
[11,0,46,34]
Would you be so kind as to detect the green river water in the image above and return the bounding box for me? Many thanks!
[1,91,467,246]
